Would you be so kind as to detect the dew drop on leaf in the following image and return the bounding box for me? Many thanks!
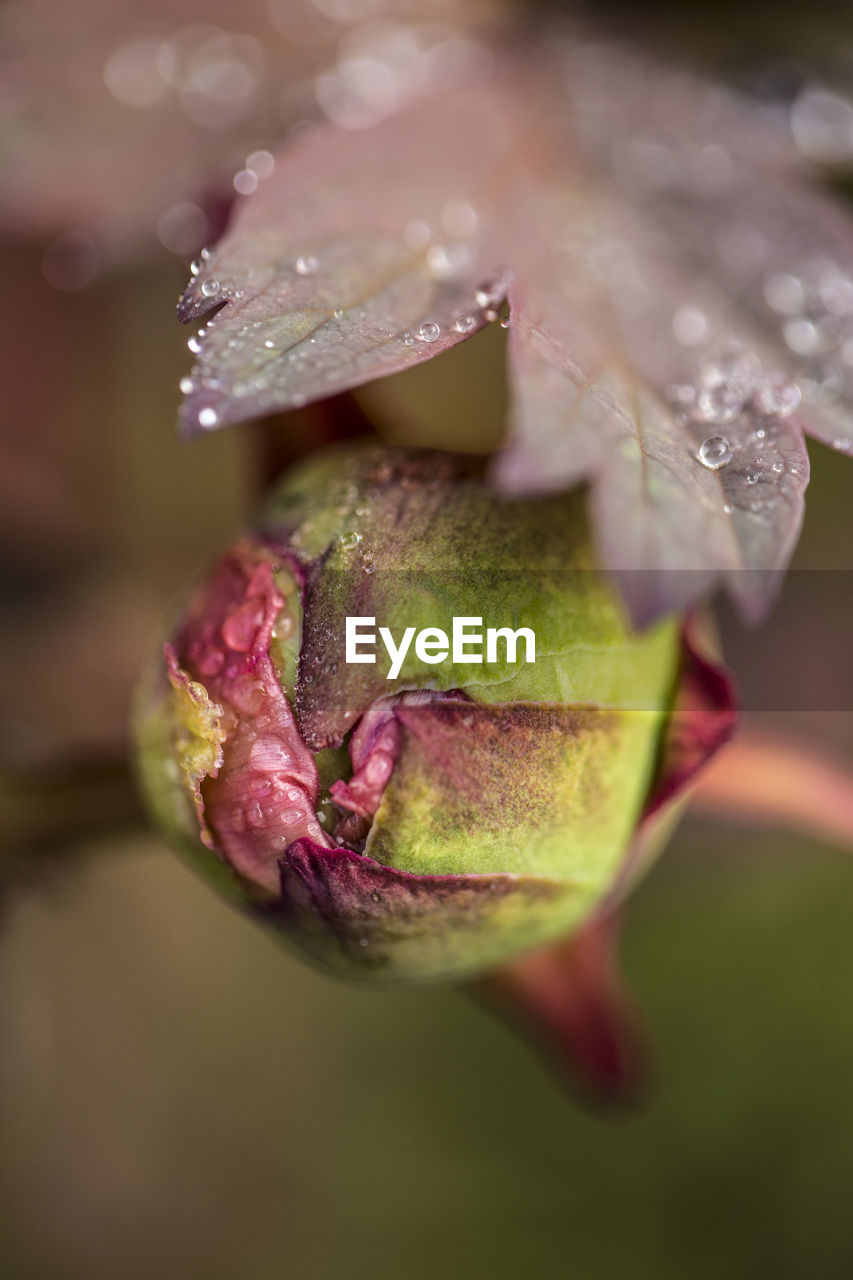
[753,376,802,417]
[697,436,733,469]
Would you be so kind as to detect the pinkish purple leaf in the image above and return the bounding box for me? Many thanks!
[177,32,853,621]
[176,86,516,435]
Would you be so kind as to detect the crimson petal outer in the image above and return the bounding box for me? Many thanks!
[266,839,573,984]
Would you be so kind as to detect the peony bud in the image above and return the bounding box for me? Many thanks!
[135,445,732,983]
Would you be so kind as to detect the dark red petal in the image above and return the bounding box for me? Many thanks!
[642,625,739,821]
[264,838,572,984]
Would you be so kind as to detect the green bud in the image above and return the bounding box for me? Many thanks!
[135,445,722,984]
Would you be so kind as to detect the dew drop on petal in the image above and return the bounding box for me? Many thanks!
[417,320,440,342]
[453,314,477,334]
[201,278,220,297]
[745,467,761,485]
[698,436,733,469]
[179,375,194,394]
[198,406,219,428]
[187,335,202,353]
[295,255,318,275]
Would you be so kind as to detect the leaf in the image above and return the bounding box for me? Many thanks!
[179,32,853,622]
[177,86,516,435]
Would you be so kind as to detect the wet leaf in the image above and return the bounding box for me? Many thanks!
[179,31,853,622]
[176,86,516,435]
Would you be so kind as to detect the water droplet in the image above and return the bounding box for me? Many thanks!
[763,272,805,315]
[791,88,853,165]
[333,308,344,319]
[190,258,201,276]
[745,467,761,485]
[247,149,275,180]
[753,376,802,417]
[264,339,276,349]
[402,331,415,346]
[672,306,708,346]
[833,436,852,452]
[179,375,194,394]
[198,406,219,428]
[295,255,318,275]
[233,168,258,196]
[453,314,477,334]
[200,247,211,261]
[439,198,479,238]
[723,503,733,514]
[201,278,220,297]
[340,531,362,550]
[417,320,440,343]
[783,317,821,356]
[426,242,473,281]
[475,273,509,309]
[771,461,785,473]
[187,335,202,354]
[403,220,431,250]
[696,381,744,424]
[697,436,733,469]
[668,383,698,408]
[500,315,511,329]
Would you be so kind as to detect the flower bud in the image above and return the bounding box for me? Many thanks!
[135,445,729,983]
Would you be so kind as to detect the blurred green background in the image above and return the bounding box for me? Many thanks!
[3,1,853,1276]
[4,824,853,1280]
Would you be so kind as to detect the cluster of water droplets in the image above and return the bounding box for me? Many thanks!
[760,257,853,450]
[666,343,803,500]
[399,264,511,351]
